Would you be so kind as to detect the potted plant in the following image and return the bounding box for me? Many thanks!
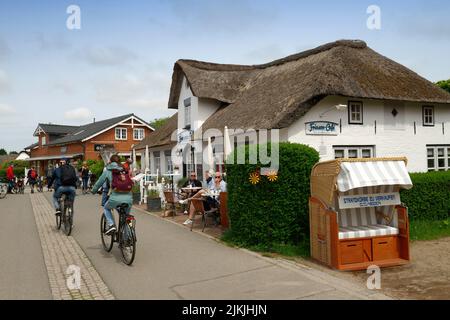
[147,189,161,212]
[132,184,140,204]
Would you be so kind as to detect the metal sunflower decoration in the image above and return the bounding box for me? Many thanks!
[266,170,278,182]
[249,171,260,185]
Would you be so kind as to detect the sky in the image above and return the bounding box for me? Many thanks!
[0,0,449,151]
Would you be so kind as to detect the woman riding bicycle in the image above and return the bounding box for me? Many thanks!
[92,154,133,235]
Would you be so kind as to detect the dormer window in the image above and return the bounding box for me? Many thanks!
[41,136,46,146]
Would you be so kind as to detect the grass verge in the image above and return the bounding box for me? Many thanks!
[410,219,450,241]
[221,230,310,258]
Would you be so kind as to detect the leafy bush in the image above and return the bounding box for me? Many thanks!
[0,160,28,180]
[147,189,160,198]
[225,142,320,248]
[1,160,28,170]
[401,171,450,221]
[87,160,104,183]
[177,177,188,189]
[132,183,140,193]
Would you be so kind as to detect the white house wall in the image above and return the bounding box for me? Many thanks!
[287,95,450,173]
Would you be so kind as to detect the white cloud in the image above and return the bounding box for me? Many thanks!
[0,103,15,114]
[0,37,10,59]
[95,69,170,111]
[0,69,11,93]
[64,107,93,120]
[80,46,137,66]
[35,33,71,51]
[126,98,168,109]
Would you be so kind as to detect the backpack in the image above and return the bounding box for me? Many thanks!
[61,165,77,186]
[30,170,37,179]
[111,168,133,193]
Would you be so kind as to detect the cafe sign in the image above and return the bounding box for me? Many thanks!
[338,192,401,209]
[177,129,193,146]
[305,121,338,135]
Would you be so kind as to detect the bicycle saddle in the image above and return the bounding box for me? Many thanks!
[117,203,129,211]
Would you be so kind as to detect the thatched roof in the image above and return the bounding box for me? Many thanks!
[134,113,178,150]
[168,39,450,130]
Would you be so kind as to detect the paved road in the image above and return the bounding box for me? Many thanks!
[40,191,386,300]
[0,193,52,299]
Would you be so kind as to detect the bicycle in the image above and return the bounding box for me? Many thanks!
[37,178,44,193]
[56,193,74,236]
[0,183,7,199]
[100,204,137,266]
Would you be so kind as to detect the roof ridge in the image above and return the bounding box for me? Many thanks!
[178,39,367,71]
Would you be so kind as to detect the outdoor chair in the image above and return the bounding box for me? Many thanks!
[189,198,219,232]
[163,191,178,217]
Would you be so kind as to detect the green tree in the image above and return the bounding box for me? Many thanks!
[9,151,18,155]
[149,117,170,130]
[436,79,450,93]
[0,149,7,156]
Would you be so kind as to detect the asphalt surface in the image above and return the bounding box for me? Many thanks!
[0,193,52,299]
[1,190,386,300]
[42,191,383,300]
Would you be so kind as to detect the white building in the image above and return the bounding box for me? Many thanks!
[15,151,30,160]
[139,40,450,180]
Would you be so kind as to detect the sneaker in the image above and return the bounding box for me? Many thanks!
[55,210,61,216]
[183,210,188,215]
[105,225,116,235]
[183,219,193,225]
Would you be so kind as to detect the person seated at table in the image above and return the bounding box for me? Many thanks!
[183,171,202,189]
[183,172,226,225]
[179,171,203,214]
[204,170,214,190]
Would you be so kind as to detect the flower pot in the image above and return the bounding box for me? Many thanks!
[147,197,161,212]
[132,192,140,204]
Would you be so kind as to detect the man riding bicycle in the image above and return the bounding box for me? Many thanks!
[27,166,38,193]
[6,163,15,193]
[92,154,133,235]
[49,159,77,216]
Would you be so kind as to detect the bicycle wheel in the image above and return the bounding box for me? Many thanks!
[119,223,136,266]
[63,202,73,236]
[0,185,7,199]
[56,200,62,230]
[100,214,114,252]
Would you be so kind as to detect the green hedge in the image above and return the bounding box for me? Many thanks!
[401,171,450,221]
[225,142,319,247]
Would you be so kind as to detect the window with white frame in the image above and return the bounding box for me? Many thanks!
[153,151,161,174]
[133,128,145,141]
[164,150,173,173]
[348,101,363,124]
[334,146,375,159]
[41,136,46,146]
[427,145,450,171]
[184,98,191,129]
[115,127,127,140]
[423,106,434,126]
